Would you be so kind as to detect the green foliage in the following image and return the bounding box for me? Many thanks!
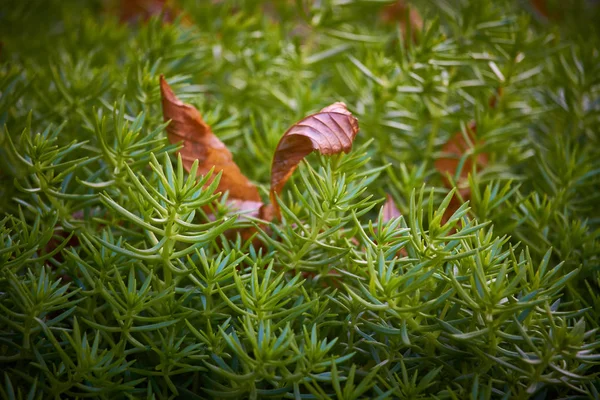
[1,0,599,398]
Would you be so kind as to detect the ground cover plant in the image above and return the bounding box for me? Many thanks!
[1,0,599,398]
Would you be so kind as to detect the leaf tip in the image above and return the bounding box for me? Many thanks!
[383,194,401,222]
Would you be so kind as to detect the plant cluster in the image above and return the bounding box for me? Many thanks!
[1,0,599,398]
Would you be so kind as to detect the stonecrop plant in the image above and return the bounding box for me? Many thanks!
[1,0,599,398]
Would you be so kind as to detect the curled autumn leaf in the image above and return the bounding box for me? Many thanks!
[160,75,260,202]
[270,102,360,219]
[160,78,360,246]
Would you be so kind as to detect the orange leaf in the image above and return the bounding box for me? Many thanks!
[269,102,360,219]
[160,75,260,202]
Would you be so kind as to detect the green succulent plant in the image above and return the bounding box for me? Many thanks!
[1,0,599,398]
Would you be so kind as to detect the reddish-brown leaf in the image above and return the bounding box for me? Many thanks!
[160,75,260,202]
[107,0,174,23]
[225,200,275,224]
[270,102,359,218]
[441,193,463,227]
[380,0,423,42]
[382,194,401,223]
[529,0,562,19]
[378,194,408,257]
[221,201,275,248]
[435,122,488,228]
[434,122,488,198]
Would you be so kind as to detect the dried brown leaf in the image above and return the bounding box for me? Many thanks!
[269,102,360,218]
[382,194,401,223]
[441,194,463,227]
[107,0,175,23]
[380,0,423,41]
[529,0,563,19]
[160,75,260,202]
[434,122,488,198]
[435,122,488,228]
[222,201,274,248]
[378,194,408,257]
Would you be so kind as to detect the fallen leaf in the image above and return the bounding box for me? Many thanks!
[106,0,176,23]
[270,102,360,219]
[227,200,266,220]
[160,75,261,202]
[435,83,502,228]
[382,193,402,222]
[380,0,423,41]
[529,0,561,19]
[441,193,464,226]
[222,201,275,247]
[159,81,360,248]
[435,122,488,228]
[226,200,275,228]
[434,121,488,198]
[378,194,408,256]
